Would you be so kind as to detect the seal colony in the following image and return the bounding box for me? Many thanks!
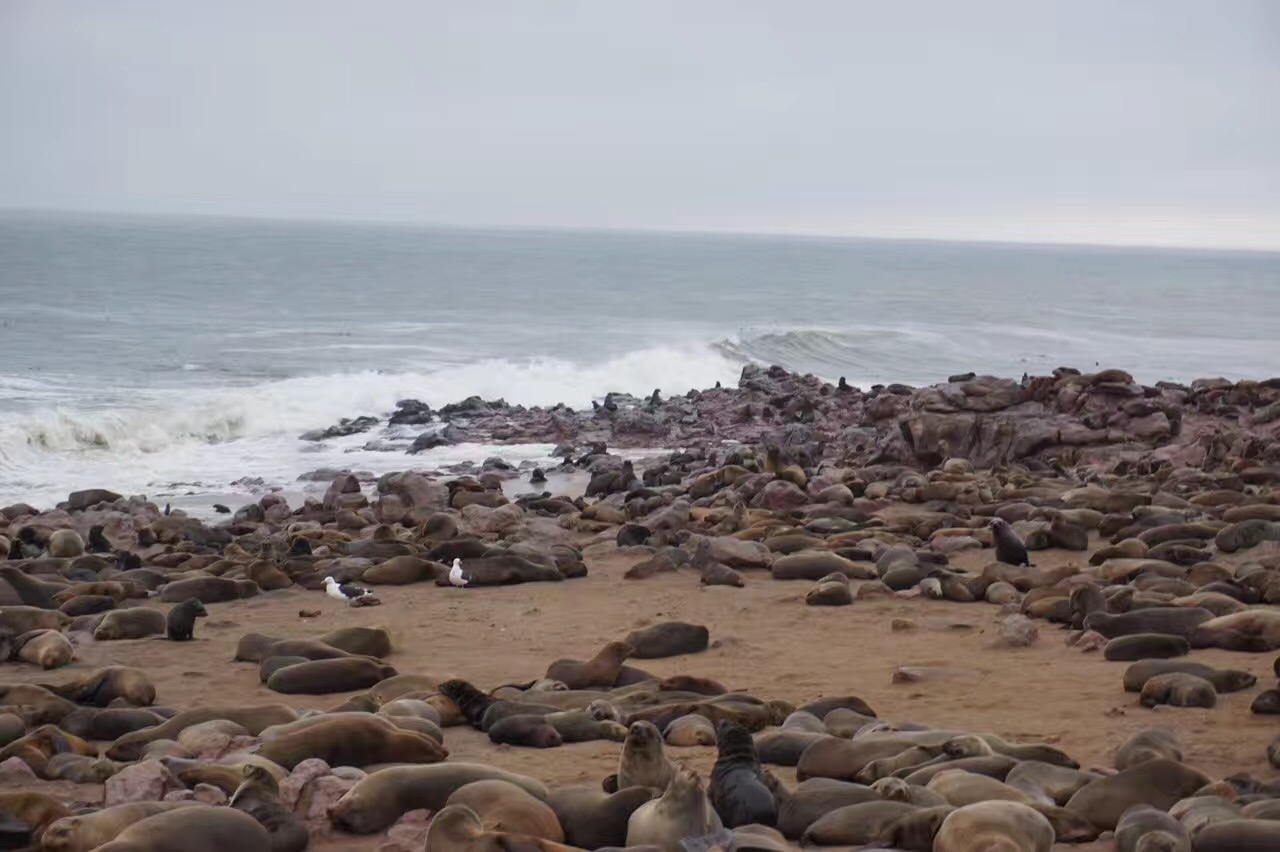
[1,364,1280,850]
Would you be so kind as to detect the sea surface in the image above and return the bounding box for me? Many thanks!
[1,212,1277,511]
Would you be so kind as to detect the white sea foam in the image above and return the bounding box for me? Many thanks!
[0,342,745,508]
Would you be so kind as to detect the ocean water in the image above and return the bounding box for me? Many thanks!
[1,211,1277,510]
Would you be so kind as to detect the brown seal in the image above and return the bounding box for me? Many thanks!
[58,595,117,617]
[545,642,634,689]
[0,791,72,847]
[229,764,308,852]
[265,658,397,695]
[486,716,563,749]
[800,800,920,846]
[317,625,392,657]
[623,622,709,658]
[546,786,654,849]
[1139,673,1216,709]
[94,806,271,852]
[445,780,565,841]
[329,763,549,834]
[423,804,576,851]
[1191,609,1280,651]
[14,629,74,669]
[933,800,1054,852]
[664,714,717,747]
[107,704,299,760]
[43,666,155,706]
[47,530,85,559]
[1192,819,1280,851]
[1104,633,1191,661]
[40,803,200,852]
[1122,660,1256,693]
[613,721,677,792]
[256,713,446,770]
[0,566,66,609]
[626,767,723,848]
[1064,759,1209,829]
[0,606,70,635]
[92,608,167,640]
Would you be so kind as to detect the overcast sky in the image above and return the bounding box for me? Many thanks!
[2,1,1278,249]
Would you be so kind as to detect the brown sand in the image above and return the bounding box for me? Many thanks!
[6,540,1277,850]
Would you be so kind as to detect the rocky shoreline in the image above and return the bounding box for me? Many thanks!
[1,363,1279,850]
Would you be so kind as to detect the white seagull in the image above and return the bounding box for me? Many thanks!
[323,576,374,606]
[448,558,471,588]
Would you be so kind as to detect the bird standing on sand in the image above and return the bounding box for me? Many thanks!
[449,558,471,588]
[323,576,377,606]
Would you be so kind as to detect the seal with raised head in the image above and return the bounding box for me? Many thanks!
[545,642,634,690]
[229,764,309,852]
[612,721,677,793]
[990,519,1031,566]
[329,763,549,834]
[709,720,776,829]
[165,598,207,641]
[626,767,724,849]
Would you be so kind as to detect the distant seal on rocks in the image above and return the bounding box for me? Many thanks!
[991,519,1031,566]
[47,530,85,559]
[626,768,723,849]
[615,721,677,792]
[329,763,549,834]
[1139,672,1217,709]
[445,779,564,842]
[92,608,167,640]
[166,599,207,641]
[86,526,113,553]
[933,801,1053,852]
[709,721,776,828]
[229,764,308,852]
[257,713,446,770]
[93,805,271,852]
[546,642,634,689]
[547,785,654,849]
[265,657,396,695]
[624,622,709,658]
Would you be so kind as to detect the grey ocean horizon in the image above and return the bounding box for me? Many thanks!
[0,211,1277,510]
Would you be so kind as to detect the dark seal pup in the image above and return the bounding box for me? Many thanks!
[709,720,777,829]
[166,598,207,641]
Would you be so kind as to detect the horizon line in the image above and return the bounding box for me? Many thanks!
[2,204,1279,257]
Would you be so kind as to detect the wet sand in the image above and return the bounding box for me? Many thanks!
[6,538,1277,850]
